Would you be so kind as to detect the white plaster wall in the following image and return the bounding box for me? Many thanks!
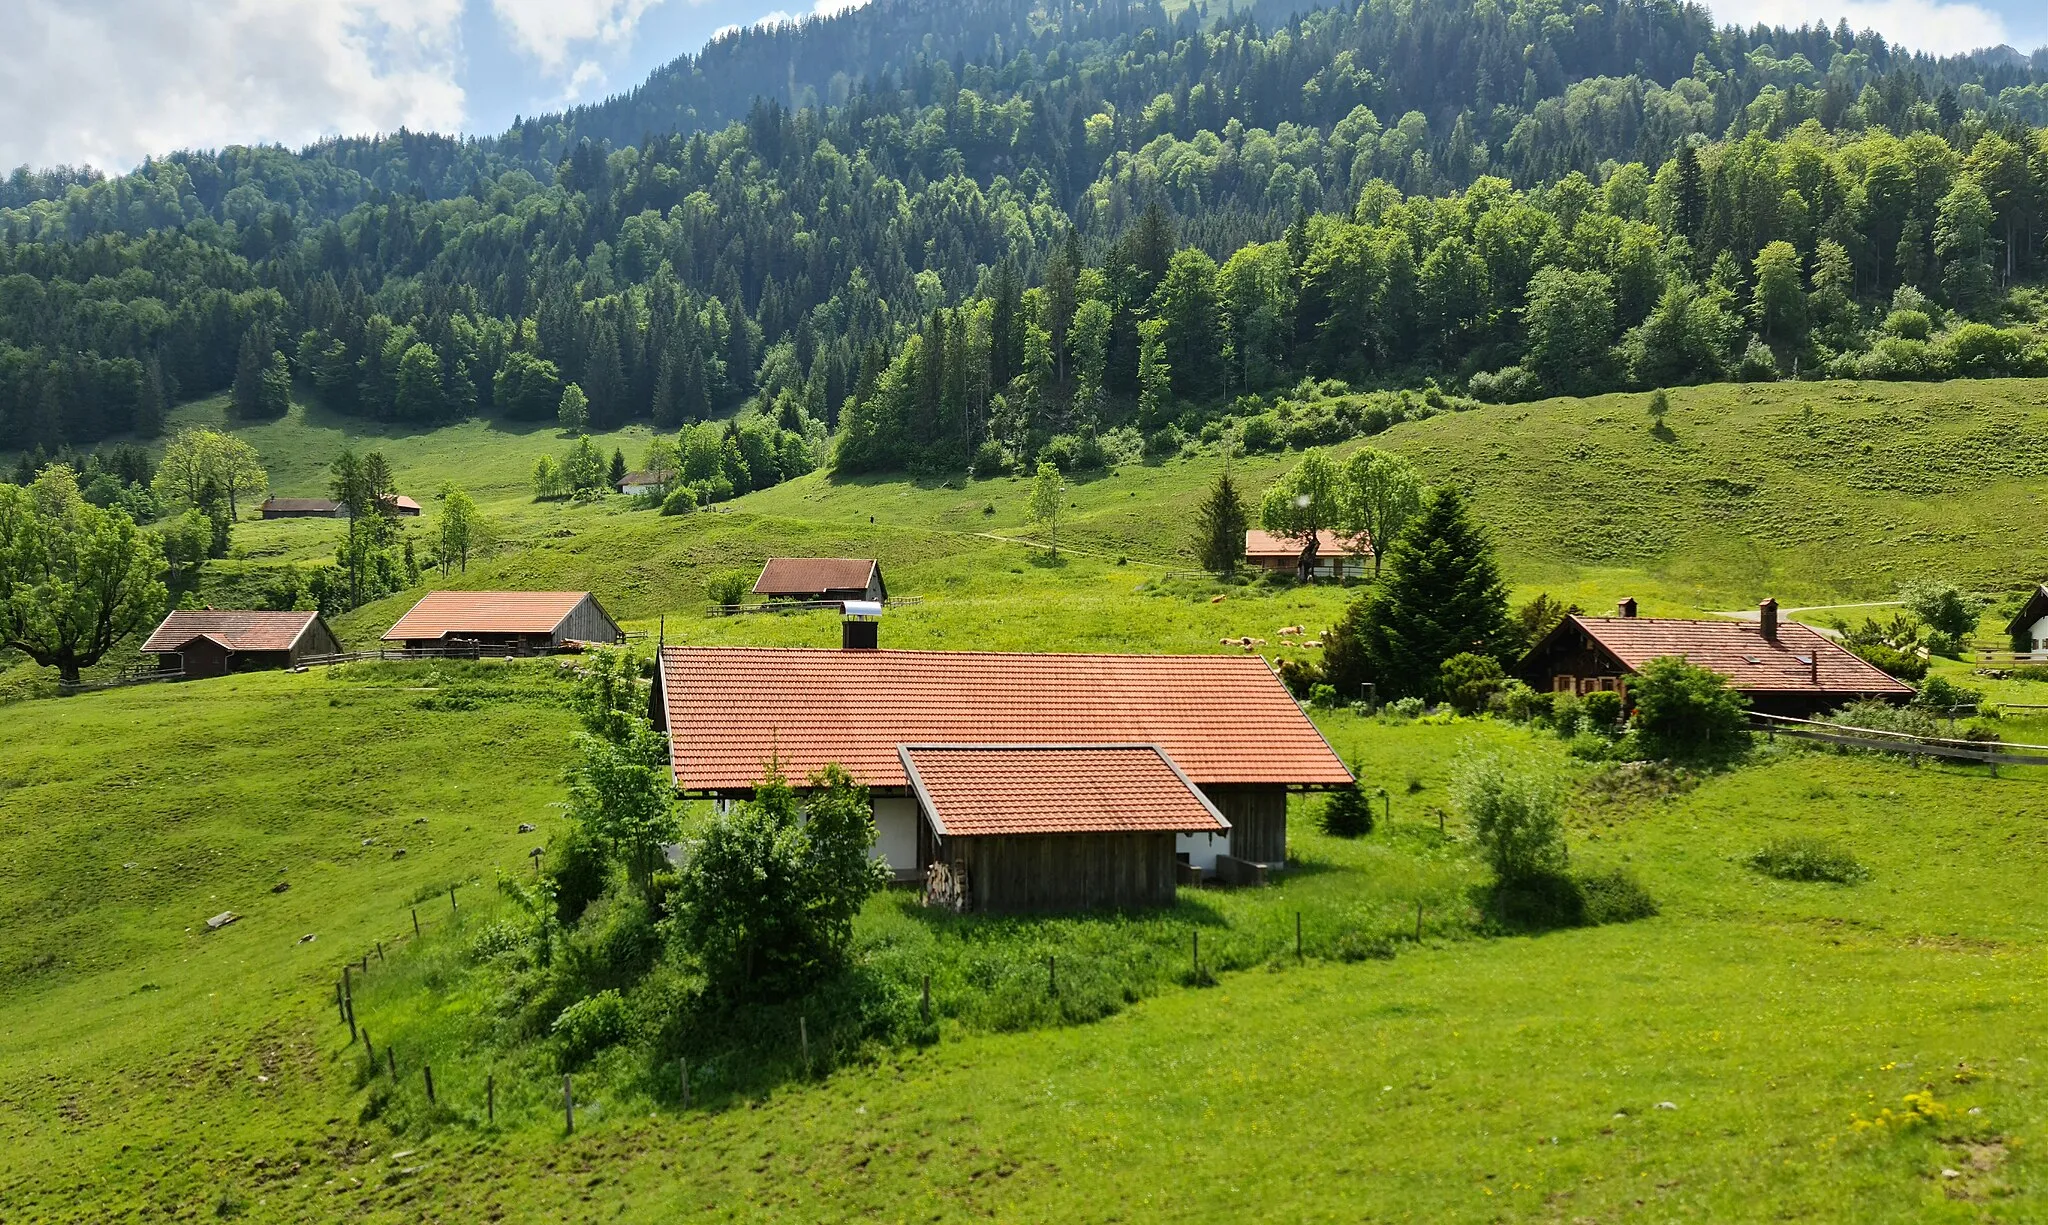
[871,796,920,878]
[1176,828,1232,875]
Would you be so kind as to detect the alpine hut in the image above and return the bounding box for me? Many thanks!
[650,629,1351,913]
[1518,598,1913,718]
[752,558,887,603]
[382,591,623,654]
[1243,529,1371,581]
[141,610,343,678]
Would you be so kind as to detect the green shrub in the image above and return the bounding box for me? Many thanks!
[552,988,629,1066]
[969,439,1010,478]
[1748,836,1869,884]
[547,822,611,926]
[1579,689,1624,731]
[1467,365,1541,403]
[1735,335,1778,382]
[1850,642,1927,681]
[1439,651,1506,715]
[1490,680,1550,722]
[1318,771,1375,837]
[1914,674,1982,711]
[705,569,753,608]
[1628,655,1750,761]
[1307,683,1340,709]
[660,485,697,516]
[1238,414,1281,452]
[1275,656,1321,698]
[1380,696,1426,720]
[1450,753,1567,885]
[1576,869,1659,923]
[1822,699,1943,740]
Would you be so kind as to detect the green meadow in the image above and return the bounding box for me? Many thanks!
[6,378,2048,1219]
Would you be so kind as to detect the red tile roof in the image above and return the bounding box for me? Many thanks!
[900,744,1230,836]
[1564,615,1914,696]
[383,591,593,641]
[1243,529,1371,559]
[383,495,422,513]
[655,647,1353,791]
[142,610,322,654]
[753,558,880,596]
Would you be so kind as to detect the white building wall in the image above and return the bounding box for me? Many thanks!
[1176,828,1232,875]
[871,796,920,880]
[2028,614,2048,653]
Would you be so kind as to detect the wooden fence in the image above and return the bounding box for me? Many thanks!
[1752,712,2048,773]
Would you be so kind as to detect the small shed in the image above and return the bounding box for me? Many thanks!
[1518,598,1914,718]
[2005,585,2048,654]
[141,610,343,678]
[753,558,887,603]
[616,470,674,497]
[1243,529,1370,580]
[261,497,343,519]
[899,744,1230,913]
[382,495,423,517]
[382,591,624,653]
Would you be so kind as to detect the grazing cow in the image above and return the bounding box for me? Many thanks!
[1278,625,1305,637]
[1302,640,1323,649]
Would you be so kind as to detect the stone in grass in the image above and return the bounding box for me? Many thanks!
[1656,1102,1677,1110]
[205,911,240,931]
[271,881,290,894]
[518,823,537,833]
[298,934,316,944]
[391,848,407,859]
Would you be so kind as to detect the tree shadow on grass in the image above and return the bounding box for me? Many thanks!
[1471,867,1658,936]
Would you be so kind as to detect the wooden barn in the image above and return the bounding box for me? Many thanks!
[1518,598,1914,717]
[1243,529,1371,581]
[140,610,342,678]
[2005,584,2048,655]
[649,635,1351,913]
[261,497,343,519]
[753,557,887,603]
[382,591,623,653]
[615,470,673,497]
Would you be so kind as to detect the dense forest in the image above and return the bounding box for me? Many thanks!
[4,0,2048,472]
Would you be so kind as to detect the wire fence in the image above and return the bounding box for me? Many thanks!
[1753,712,2048,773]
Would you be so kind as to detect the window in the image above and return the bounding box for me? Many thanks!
[1553,675,1575,693]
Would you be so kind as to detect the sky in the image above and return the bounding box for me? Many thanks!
[0,0,2044,178]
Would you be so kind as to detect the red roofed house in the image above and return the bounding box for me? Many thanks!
[383,591,624,654]
[1243,529,1371,581]
[650,635,1352,912]
[141,610,343,678]
[1517,598,1914,718]
[753,558,887,603]
[260,494,420,519]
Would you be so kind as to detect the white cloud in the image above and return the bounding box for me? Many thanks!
[0,0,466,173]
[489,0,667,79]
[749,0,870,31]
[1704,0,2009,57]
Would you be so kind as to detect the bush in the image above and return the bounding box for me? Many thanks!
[1748,836,1869,883]
[659,485,697,516]
[1143,424,1186,458]
[1915,674,1982,712]
[1450,753,1567,885]
[552,989,629,1066]
[1439,652,1507,715]
[1883,309,1933,340]
[1576,868,1659,923]
[1579,690,1625,732]
[1307,683,1340,709]
[1380,696,1426,720]
[969,439,1010,478]
[1900,581,1987,645]
[1467,365,1541,403]
[1849,642,1927,681]
[705,569,753,608]
[1736,335,1779,382]
[1318,771,1376,837]
[1823,699,1943,739]
[547,822,611,926]
[1628,656,1750,761]
[1275,656,1322,698]
[1490,680,1550,722]
[1238,414,1281,452]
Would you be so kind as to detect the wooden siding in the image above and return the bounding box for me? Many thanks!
[294,618,343,662]
[558,594,625,646]
[1200,784,1288,863]
[942,832,1177,912]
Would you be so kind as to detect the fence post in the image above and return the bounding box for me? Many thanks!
[1192,930,1200,978]
[449,885,458,915]
[487,1074,495,1123]
[1296,911,1303,960]
[680,1058,690,1110]
[800,1017,811,1078]
[412,908,420,937]
[563,1075,574,1135]
[362,1029,372,1066]
[423,1065,435,1104]
[345,996,357,1043]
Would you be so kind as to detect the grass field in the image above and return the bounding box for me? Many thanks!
[7,377,2048,1219]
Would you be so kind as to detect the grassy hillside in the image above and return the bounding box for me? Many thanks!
[9,376,2048,1219]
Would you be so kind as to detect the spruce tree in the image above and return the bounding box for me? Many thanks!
[230,326,269,420]
[1358,485,1510,702]
[1192,467,1248,575]
[135,353,166,437]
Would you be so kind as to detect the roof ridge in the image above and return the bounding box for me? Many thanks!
[657,645,1272,661]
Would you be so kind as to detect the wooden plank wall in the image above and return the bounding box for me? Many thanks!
[1200,785,1288,863]
[951,832,1176,913]
[560,596,625,645]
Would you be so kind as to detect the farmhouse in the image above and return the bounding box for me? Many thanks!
[382,591,623,653]
[615,470,673,497]
[2005,584,2048,655]
[259,494,421,518]
[752,557,887,603]
[1518,598,1914,717]
[141,610,342,678]
[261,497,343,519]
[1243,529,1371,580]
[650,636,1351,913]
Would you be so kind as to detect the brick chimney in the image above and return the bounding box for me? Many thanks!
[1759,597,1779,641]
[1617,597,1637,618]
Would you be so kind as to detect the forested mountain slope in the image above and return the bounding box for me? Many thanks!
[5,0,2048,471]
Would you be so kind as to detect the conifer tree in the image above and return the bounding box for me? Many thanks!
[1357,485,1510,701]
[1193,465,1248,576]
